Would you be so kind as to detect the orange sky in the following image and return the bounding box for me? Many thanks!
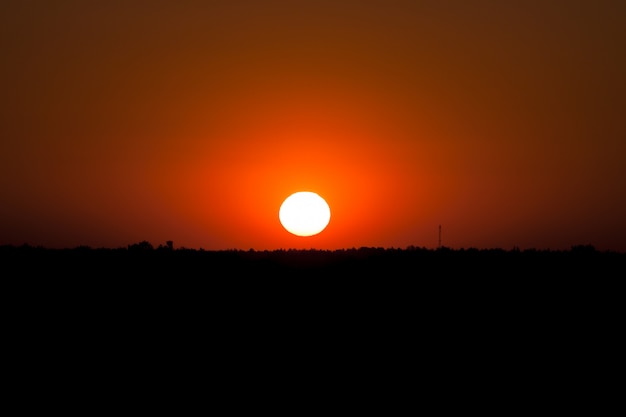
[1,0,625,252]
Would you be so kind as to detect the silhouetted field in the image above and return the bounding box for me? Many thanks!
[3,242,623,310]
[3,242,620,334]
[4,241,621,382]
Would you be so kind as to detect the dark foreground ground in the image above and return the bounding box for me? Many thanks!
[3,243,622,407]
[3,242,623,307]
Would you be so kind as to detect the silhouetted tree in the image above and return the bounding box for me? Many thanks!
[571,244,596,254]
[157,241,174,251]
[128,241,153,251]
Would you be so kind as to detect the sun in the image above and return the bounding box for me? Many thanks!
[279,191,331,237]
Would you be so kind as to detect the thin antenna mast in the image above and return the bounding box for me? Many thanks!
[438,224,441,248]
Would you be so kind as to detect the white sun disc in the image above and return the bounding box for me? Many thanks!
[279,191,331,236]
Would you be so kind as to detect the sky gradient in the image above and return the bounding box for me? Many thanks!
[1,0,625,252]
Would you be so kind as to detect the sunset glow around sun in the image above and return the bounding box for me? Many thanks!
[1,2,625,253]
[279,192,331,237]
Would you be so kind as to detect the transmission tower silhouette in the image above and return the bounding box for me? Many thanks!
[438,224,441,248]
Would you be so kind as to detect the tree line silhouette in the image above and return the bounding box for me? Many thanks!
[2,241,623,278]
[4,240,622,345]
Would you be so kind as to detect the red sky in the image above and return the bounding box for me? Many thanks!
[1,0,625,252]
